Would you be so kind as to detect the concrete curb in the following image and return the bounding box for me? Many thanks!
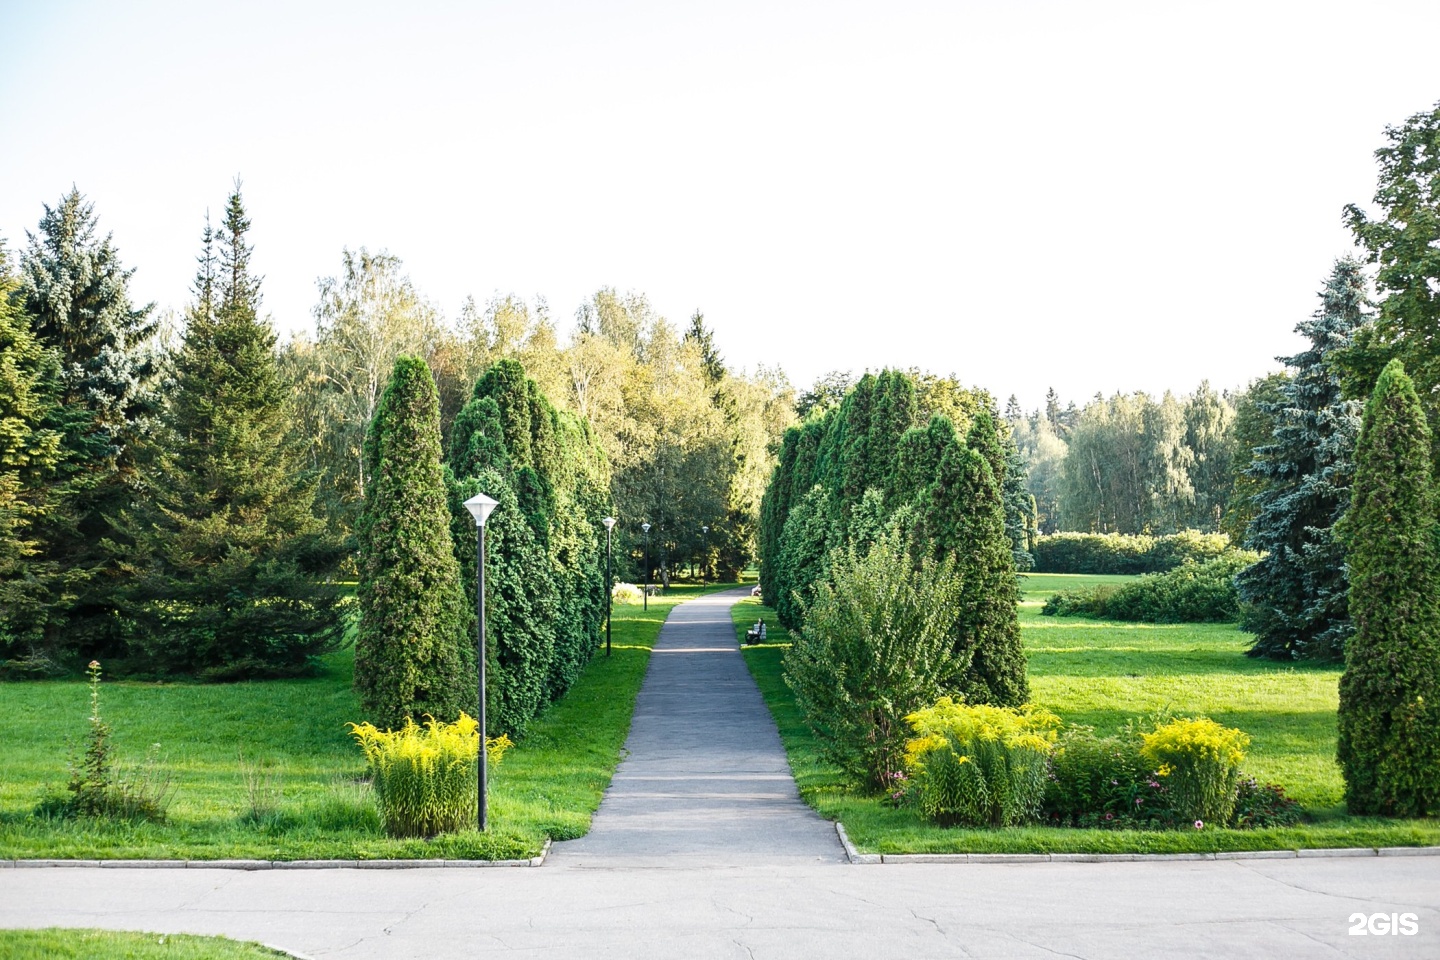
[835,822,879,864]
[7,838,553,870]
[830,824,1440,865]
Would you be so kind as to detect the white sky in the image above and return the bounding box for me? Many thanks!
[2,0,1436,412]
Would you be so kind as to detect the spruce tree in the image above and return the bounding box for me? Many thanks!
[19,188,159,657]
[356,356,474,729]
[1237,260,1366,661]
[0,240,66,660]
[1335,359,1440,815]
[124,188,343,677]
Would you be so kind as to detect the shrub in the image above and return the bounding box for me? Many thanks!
[1041,554,1258,623]
[1232,777,1303,829]
[1031,530,1239,575]
[41,661,173,823]
[349,713,512,838]
[902,698,1059,826]
[784,532,966,791]
[1140,717,1249,826]
[610,582,644,605]
[1044,728,1171,828]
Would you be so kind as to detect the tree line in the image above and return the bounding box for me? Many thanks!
[0,182,793,681]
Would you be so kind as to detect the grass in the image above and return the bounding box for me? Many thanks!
[0,929,289,959]
[733,573,1440,854]
[0,582,737,861]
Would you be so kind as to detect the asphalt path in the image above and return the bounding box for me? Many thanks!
[3,587,1437,958]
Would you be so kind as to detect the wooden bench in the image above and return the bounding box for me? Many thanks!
[744,620,767,645]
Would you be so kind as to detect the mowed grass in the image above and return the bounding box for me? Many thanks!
[733,574,1440,854]
[0,582,735,861]
[0,929,288,959]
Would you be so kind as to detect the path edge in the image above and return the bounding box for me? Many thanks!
[3,837,553,870]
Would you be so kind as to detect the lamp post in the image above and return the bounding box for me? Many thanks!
[641,522,651,612]
[602,516,616,656]
[701,525,709,583]
[463,492,498,832]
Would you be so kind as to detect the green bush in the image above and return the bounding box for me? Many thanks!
[1232,777,1303,829]
[1140,717,1249,826]
[1031,530,1239,574]
[1041,554,1258,623]
[784,532,966,791]
[349,713,511,838]
[1043,728,1170,828]
[902,698,1059,826]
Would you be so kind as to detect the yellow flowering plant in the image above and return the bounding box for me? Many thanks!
[901,698,1060,826]
[348,713,512,838]
[1140,717,1249,826]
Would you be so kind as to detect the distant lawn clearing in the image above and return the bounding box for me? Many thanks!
[0,582,736,861]
[734,574,1440,854]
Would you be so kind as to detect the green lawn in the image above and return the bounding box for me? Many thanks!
[734,574,1440,854]
[0,582,736,861]
[0,929,289,959]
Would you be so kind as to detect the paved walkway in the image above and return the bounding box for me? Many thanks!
[548,585,844,867]
[3,589,1439,958]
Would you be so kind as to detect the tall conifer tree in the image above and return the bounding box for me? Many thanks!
[19,188,158,656]
[1335,360,1440,815]
[0,241,66,659]
[355,356,473,728]
[124,187,343,677]
[1237,260,1366,661]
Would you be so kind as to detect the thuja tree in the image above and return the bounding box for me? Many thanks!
[447,358,609,735]
[922,411,1029,706]
[122,188,344,678]
[1335,359,1440,816]
[355,356,473,729]
[1236,259,1367,661]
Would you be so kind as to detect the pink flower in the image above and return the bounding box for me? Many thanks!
[1104,813,1114,821]
[1194,820,1204,830]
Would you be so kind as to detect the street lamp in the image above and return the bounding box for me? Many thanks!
[463,491,499,832]
[701,525,709,583]
[602,516,616,656]
[641,522,651,612]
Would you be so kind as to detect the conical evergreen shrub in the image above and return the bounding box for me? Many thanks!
[1335,359,1440,815]
[355,356,474,729]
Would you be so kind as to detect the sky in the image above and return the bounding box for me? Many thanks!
[2,0,1437,412]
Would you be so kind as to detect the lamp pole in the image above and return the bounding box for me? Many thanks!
[463,492,498,833]
[602,516,616,656]
[701,525,709,584]
[641,522,651,612]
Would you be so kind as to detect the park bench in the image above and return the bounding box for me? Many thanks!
[745,620,767,644]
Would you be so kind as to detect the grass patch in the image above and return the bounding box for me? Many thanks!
[0,583,737,861]
[0,929,289,959]
[733,577,1440,854]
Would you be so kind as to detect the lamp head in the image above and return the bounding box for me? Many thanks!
[463,492,500,528]
[702,525,709,534]
[641,522,651,534]
[602,516,616,531]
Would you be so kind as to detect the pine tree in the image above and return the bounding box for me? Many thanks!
[19,188,159,657]
[0,240,66,660]
[123,187,343,677]
[683,311,726,387]
[1335,359,1440,815]
[355,356,474,728]
[1237,260,1366,661]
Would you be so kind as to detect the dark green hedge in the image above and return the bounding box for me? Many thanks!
[1041,555,1258,623]
[1031,530,1241,575]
